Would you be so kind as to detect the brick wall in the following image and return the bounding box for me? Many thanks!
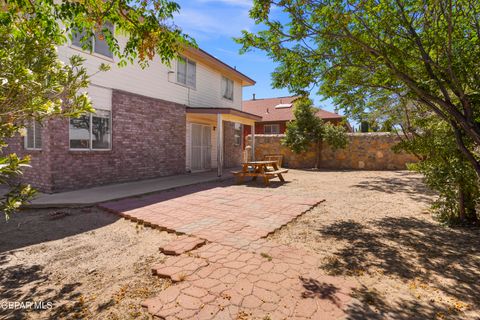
[5,90,187,192]
[223,121,243,168]
[3,122,53,191]
[247,133,418,170]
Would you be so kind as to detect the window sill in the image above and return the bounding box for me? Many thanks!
[69,45,115,63]
[69,149,112,154]
[175,81,196,91]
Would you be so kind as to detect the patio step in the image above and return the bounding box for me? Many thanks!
[159,235,206,256]
[151,256,208,282]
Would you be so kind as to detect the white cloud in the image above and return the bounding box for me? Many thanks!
[174,5,253,40]
[194,0,253,7]
[215,47,269,63]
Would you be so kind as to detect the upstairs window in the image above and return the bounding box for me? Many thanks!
[222,76,234,101]
[177,56,196,88]
[70,109,111,150]
[264,124,280,134]
[71,22,114,58]
[25,121,42,150]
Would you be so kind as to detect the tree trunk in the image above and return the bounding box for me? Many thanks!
[458,184,467,223]
[466,201,479,224]
[458,184,479,224]
[314,140,320,169]
[463,186,479,224]
[452,124,480,178]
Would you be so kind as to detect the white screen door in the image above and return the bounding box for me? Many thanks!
[191,124,211,170]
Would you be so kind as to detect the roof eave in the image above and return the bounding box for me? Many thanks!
[182,47,256,87]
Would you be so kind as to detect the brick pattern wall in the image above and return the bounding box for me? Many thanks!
[5,90,186,193]
[223,121,243,168]
[3,122,53,191]
[247,133,418,170]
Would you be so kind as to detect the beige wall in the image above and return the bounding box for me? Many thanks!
[247,133,418,170]
[58,39,244,110]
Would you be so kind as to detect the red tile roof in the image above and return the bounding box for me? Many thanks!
[242,95,344,122]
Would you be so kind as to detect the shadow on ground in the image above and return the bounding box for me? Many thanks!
[300,277,341,307]
[347,285,456,320]
[0,208,116,319]
[0,255,84,319]
[243,180,291,189]
[0,208,119,253]
[98,178,247,211]
[317,217,480,319]
[1,178,247,253]
[353,173,435,203]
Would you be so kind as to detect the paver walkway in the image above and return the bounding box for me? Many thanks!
[100,183,356,319]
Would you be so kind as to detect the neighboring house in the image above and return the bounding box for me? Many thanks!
[242,95,351,141]
[6,25,260,193]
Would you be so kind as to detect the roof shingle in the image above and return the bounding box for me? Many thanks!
[242,96,344,122]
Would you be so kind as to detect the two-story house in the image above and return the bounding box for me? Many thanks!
[6,26,260,193]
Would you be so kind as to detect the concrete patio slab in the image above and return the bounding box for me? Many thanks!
[27,170,234,208]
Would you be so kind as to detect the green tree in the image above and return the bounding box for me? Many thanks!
[236,0,480,177]
[282,97,347,169]
[393,104,479,224]
[1,0,191,219]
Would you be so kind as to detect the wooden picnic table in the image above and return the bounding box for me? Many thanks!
[231,160,288,186]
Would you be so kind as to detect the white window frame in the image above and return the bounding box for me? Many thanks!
[222,76,234,101]
[71,23,114,59]
[69,109,112,151]
[234,123,242,147]
[264,124,280,134]
[176,56,196,89]
[24,121,42,150]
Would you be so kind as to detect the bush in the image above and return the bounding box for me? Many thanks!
[397,119,479,225]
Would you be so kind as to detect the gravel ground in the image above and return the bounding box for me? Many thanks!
[1,170,479,320]
[0,207,176,320]
[267,170,480,320]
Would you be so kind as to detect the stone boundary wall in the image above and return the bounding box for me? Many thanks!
[246,133,418,170]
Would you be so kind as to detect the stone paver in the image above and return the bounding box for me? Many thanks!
[100,186,321,248]
[100,183,354,319]
[144,241,355,319]
[160,235,206,255]
[152,256,209,282]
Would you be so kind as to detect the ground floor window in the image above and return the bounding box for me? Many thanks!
[70,109,111,150]
[234,123,242,146]
[25,121,42,149]
[264,123,280,134]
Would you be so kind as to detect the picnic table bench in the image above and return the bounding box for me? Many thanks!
[231,160,288,186]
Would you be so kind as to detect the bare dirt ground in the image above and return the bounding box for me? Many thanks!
[0,207,177,319]
[1,170,479,320]
[268,170,480,320]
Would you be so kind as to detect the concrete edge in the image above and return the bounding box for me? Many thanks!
[24,175,234,209]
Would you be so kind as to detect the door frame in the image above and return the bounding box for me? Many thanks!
[190,123,212,171]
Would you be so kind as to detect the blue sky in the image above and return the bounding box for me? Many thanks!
[173,0,342,116]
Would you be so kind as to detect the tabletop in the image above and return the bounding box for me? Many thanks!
[242,161,277,165]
